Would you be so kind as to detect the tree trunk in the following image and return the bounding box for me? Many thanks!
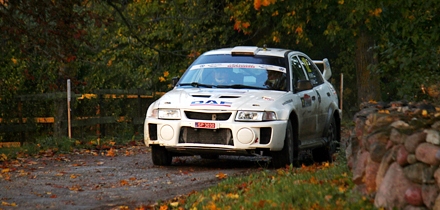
[355,31,381,104]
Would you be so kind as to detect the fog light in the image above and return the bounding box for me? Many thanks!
[237,128,255,144]
[160,125,174,140]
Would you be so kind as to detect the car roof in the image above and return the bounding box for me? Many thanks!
[202,46,300,58]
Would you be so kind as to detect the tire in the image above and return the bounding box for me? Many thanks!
[271,120,299,168]
[200,154,219,159]
[151,145,172,166]
[313,117,338,163]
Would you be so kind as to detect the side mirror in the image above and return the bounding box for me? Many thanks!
[321,58,332,81]
[295,80,313,92]
[172,77,180,87]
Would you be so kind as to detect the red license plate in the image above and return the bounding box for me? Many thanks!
[194,122,217,129]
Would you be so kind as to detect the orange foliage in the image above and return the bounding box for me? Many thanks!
[254,0,277,10]
[254,0,261,10]
[369,8,382,17]
[187,50,200,58]
[234,20,241,31]
[295,26,303,34]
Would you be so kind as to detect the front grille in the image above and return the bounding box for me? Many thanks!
[179,127,233,145]
[184,111,231,121]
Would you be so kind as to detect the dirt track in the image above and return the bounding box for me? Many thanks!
[0,146,269,210]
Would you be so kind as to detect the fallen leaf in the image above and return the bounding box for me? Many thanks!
[325,195,333,201]
[0,154,7,161]
[215,172,227,180]
[69,185,83,191]
[338,185,347,193]
[18,170,29,177]
[226,193,239,199]
[120,180,129,186]
[1,201,17,207]
[256,200,267,208]
[2,173,11,181]
[27,161,38,165]
[106,148,116,157]
[378,109,390,114]
[309,177,318,184]
[205,202,216,210]
[70,174,79,179]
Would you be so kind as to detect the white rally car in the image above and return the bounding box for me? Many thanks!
[144,46,341,167]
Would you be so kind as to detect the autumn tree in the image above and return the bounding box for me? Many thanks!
[1,0,438,141]
[225,0,440,109]
[91,0,246,92]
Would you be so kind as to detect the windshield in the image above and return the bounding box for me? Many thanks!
[177,63,287,91]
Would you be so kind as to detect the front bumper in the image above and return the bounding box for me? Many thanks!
[144,117,288,153]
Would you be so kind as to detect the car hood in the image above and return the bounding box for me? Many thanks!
[155,88,287,111]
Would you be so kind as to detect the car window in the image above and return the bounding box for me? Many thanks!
[290,56,307,86]
[178,68,203,83]
[178,63,287,91]
[299,56,324,86]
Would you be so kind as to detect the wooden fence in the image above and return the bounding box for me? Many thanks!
[0,89,164,143]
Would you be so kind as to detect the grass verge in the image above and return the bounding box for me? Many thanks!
[153,153,376,210]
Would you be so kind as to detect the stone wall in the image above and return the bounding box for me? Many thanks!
[346,101,440,209]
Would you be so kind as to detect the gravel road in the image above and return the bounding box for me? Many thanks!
[0,146,269,210]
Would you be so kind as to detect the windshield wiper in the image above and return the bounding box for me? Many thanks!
[216,84,262,89]
[179,82,213,88]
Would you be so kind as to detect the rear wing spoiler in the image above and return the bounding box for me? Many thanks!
[313,58,332,81]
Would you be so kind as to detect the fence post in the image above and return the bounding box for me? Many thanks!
[67,79,71,139]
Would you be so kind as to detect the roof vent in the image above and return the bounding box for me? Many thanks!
[231,46,259,56]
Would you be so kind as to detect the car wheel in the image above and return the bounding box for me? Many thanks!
[151,145,172,166]
[313,117,338,163]
[200,154,219,159]
[271,119,299,168]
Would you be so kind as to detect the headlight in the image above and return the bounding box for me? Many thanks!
[148,109,158,118]
[157,109,181,119]
[235,111,277,121]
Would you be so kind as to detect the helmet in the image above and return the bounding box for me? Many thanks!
[214,69,229,84]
